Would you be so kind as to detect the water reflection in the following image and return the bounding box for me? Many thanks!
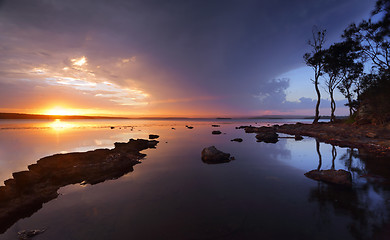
[0,139,157,234]
[0,119,389,240]
[307,140,390,239]
[49,119,76,131]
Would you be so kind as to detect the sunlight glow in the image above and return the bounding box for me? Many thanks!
[49,119,76,130]
[45,106,79,116]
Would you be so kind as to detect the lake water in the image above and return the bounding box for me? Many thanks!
[0,118,389,240]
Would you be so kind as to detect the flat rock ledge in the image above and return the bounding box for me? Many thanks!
[201,146,233,164]
[277,123,390,156]
[304,169,352,187]
[238,123,390,156]
[0,139,158,234]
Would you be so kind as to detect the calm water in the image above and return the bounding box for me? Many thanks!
[0,119,389,240]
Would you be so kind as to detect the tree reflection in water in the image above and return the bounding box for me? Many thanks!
[308,141,390,239]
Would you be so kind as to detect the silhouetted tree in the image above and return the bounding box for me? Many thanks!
[304,27,326,124]
[342,0,390,123]
[322,41,363,121]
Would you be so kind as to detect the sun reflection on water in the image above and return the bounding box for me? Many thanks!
[49,119,76,131]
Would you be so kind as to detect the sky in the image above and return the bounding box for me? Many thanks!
[0,0,375,117]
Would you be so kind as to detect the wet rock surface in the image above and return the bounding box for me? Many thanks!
[0,139,158,234]
[18,229,46,239]
[201,146,232,164]
[277,123,390,156]
[305,169,352,187]
[238,123,390,155]
[255,131,279,143]
[212,130,222,135]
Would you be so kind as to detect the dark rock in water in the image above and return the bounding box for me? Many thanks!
[256,131,278,143]
[212,130,222,135]
[304,169,352,187]
[295,135,303,141]
[231,138,243,142]
[171,127,176,130]
[0,139,159,234]
[18,229,46,239]
[149,134,159,139]
[201,146,232,164]
[110,126,115,129]
[212,124,220,127]
[186,125,194,129]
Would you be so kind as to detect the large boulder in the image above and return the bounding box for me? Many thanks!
[304,169,352,187]
[201,146,231,164]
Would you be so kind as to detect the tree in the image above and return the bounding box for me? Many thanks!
[321,41,362,122]
[341,0,390,124]
[304,27,326,124]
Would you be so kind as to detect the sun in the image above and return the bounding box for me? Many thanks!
[44,106,79,116]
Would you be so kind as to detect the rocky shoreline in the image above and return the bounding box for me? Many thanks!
[277,122,390,156]
[240,122,390,157]
[0,139,158,234]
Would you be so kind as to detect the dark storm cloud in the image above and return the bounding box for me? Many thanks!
[0,0,374,115]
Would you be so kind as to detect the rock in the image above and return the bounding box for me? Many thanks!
[186,125,194,129]
[366,132,377,138]
[212,130,222,135]
[0,139,159,233]
[231,138,243,142]
[110,126,115,129]
[304,169,352,187]
[149,134,159,139]
[201,146,231,164]
[244,126,258,133]
[255,131,278,143]
[295,135,303,141]
[18,229,46,239]
[171,127,176,130]
[212,124,220,127]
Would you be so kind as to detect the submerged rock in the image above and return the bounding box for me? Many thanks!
[201,146,232,164]
[212,130,222,135]
[18,229,46,239]
[304,169,352,187]
[149,134,159,139]
[212,124,220,127]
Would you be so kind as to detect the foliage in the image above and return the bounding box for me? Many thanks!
[303,27,326,124]
[305,0,390,124]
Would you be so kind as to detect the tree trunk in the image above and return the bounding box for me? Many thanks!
[331,145,337,170]
[313,73,321,124]
[316,139,322,171]
[330,89,336,123]
[346,88,353,117]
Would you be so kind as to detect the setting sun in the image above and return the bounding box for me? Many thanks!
[44,106,79,116]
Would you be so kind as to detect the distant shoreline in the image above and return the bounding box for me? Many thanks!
[0,112,347,120]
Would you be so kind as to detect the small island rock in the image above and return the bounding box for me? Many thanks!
[304,169,352,187]
[149,134,159,139]
[231,138,243,142]
[201,146,231,164]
